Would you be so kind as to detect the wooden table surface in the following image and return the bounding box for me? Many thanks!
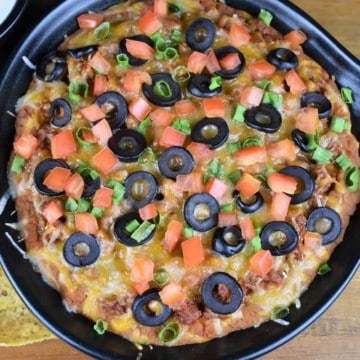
[0,1,359,359]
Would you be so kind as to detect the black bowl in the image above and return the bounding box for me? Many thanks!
[0,1,359,359]
[0,0,28,41]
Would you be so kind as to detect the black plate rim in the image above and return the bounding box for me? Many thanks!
[0,0,29,39]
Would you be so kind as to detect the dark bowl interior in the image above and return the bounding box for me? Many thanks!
[0,0,28,40]
[0,1,359,359]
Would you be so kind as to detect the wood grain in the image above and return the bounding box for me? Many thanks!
[0,1,358,359]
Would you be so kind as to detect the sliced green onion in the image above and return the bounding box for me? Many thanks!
[232,104,246,123]
[220,203,234,212]
[341,87,353,104]
[170,29,182,44]
[106,180,125,205]
[93,22,111,41]
[154,80,173,98]
[154,213,166,228]
[68,81,89,104]
[344,166,360,191]
[116,53,129,69]
[262,91,282,109]
[317,263,331,275]
[257,80,273,91]
[251,235,262,252]
[243,135,263,148]
[155,38,168,59]
[171,118,191,135]
[138,147,156,165]
[330,115,348,133]
[125,219,141,234]
[209,76,222,91]
[306,132,320,151]
[271,306,290,320]
[164,47,179,61]
[10,155,25,174]
[158,322,181,343]
[65,198,79,213]
[75,127,94,148]
[172,65,190,83]
[208,159,225,179]
[226,141,242,154]
[202,172,211,184]
[335,153,352,170]
[138,117,153,135]
[168,2,182,15]
[150,30,162,42]
[131,221,155,242]
[78,198,91,213]
[91,207,104,218]
[182,226,194,239]
[228,170,241,185]
[75,163,100,180]
[94,319,108,335]
[311,146,333,164]
[153,268,170,286]
[258,9,273,25]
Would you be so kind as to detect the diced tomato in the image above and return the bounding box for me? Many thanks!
[248,60,276,81]
[129,97,152,122]
[159,282,186,308]
[270,192,291,221]
[304,231,323,250]
[132,282,150,296]
[43,167,71,192]
[205,177,228,201]
[154,0,168,17]
[51,129,77,159]
[163,220,183,253]
[81,128,98,143]
[175,100,197,116]
[219,53,241,71]
[13,133,40,160]
[203,98,225,118]
[149,108,176,126]
[79,103,106,123]
[125,39,155,60]
[240,86,264,107]
[139,203,158,221]
[295,107,319,134]
[93,187,114,208]
[239,217,256,241]
[64,173,85,200]
[130,257,154,295]
[249,249,273,277]
[75,213,98,235]
[284,29,307,45]
[42,201,64,225]
[229,23,250,47]
[233,145,267,167]
[175,172,203,193]
[267,172,297,194]
[159,126,186,147]
[235,172,261,198]
[88,52,111,75]
[187,51,208,74]
[93,146,119,174]
[218,211,238,227]
[139,10,162,36]
[284,69,306,95]
[91,119,113,146]
[92,74,108,97]
[181,236,205,269]
[206,50,221,73]
[186,142,214,163]
[77,13,104,29]
[267,139,296,161]
[123,70,152,94]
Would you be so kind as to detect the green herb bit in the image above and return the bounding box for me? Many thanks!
[93,22,111,41]
[170,29,182,44]
[306,132,320,151]
[154,80,173,98]
[91,207,104,218]
[75,127,94,148]
[154,213,166,228]
[344,166,360,192]
[232,104,246,123]
[150,30,162,42]
[155,38,168,59]
[335,153,352,170]
[168,2,182,15]
[209,76,222,91]
[182,226,194,239]
[208,159,225,179]
[202,172,211,184]
[138,147,156,165]
[158,322,181,343]
[138,117,153,135]
[228,170,241,185]
[172,118,191,135]
[257,80,273,91]
[243,135,263,148]
[75,163,99,180]
[330,115,348,133]
[172,65,190,83]
[317,262,331,275]
[226,141,242,154]
[271,306,290,320]
[164,47,179,61]
[116,53,129,69]
[251,235,262,252]
[94,319,108,335]
[65,198,79,213]
[11,155,25,174]
[220,203,234,212]
[113,183,125,205]
[153,268,170,286]
[340,87,353,104]
[258,9,273,25]
[262,91,282,109]
[78,198,91,213]
[125,219,141,234]
[131,221,156,242]
[68,81,89,104]
[311,146,333,164]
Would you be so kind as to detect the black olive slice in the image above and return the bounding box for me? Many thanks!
[291,128,311,152]
[184,193,220,232]
[233,190,264,214]
[114,211,155,246]
[185,18,216,52]
[67,45,98,59]
[301,92,332,119]
[158,146,194,179]
[279,166,315,204]
[124,171,158,209]
[36,51,67,82]
[50,98,72,127]
[244,104,282,133]
[94,91,128,130]
[82,174,101,199]
[108,129,147,162]
[266,48,299,70]
[212,226,246,257]
[143,73,181,107]
[201,272,243,315]
[34,159,70,196]
[119,35,154,66]
[132,289,172,327]
[261,221,299,256]
[63,232,100,267]
[214,46,246,79]
[188,74,222,98]
[306,207,342,245]
[191,117,229,150]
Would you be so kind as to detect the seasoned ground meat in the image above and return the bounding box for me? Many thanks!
[173,299,202,324]
[97,294,132,319]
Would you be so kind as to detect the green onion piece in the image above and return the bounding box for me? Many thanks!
[311,146,333,164]
[116,53,129,69]
[153,268,170,286]
[182,226,194,239]
[91,207,104,218]
[131,221,156,242]
[75,163,100,180]
[168,2,182,15]
[202,173,211,184]
[165,47,179,61]
[158,322,181,343]
[330,115,348,133]
[317,262,331,275]
[228,170,241,185]
[68,81,89,104]
[65,198,79,213]
[172,65,190,83]
[94,319,108,335]
[226,141,242,154]
[335,153,352,170]
[138,147,156,165]
[341,87,353,104]
[154,80,173,98]
[208,159,225,179]
[251,236,262,252]
[150,30,162,42]
[154,213,166,228]
[306,132,320,151]
[138,117,153,135]
[170,29,182,43]
[258,9,273,25]
[75,127,94,148]
[243,135,263,148]
[125,219,141,234]
[257,80,273,91]
[171,118,191,135]
[10,155,25,174]
[220,203,234,212]
[344,166,360,191]
[209,76,222,91]
[233,104,246,123]
[271,306,290,320]
[78,198,91,213]
[93,22,111,41]
[155,38,168,59]
[106,180,125,205]
[262,91,282,109]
